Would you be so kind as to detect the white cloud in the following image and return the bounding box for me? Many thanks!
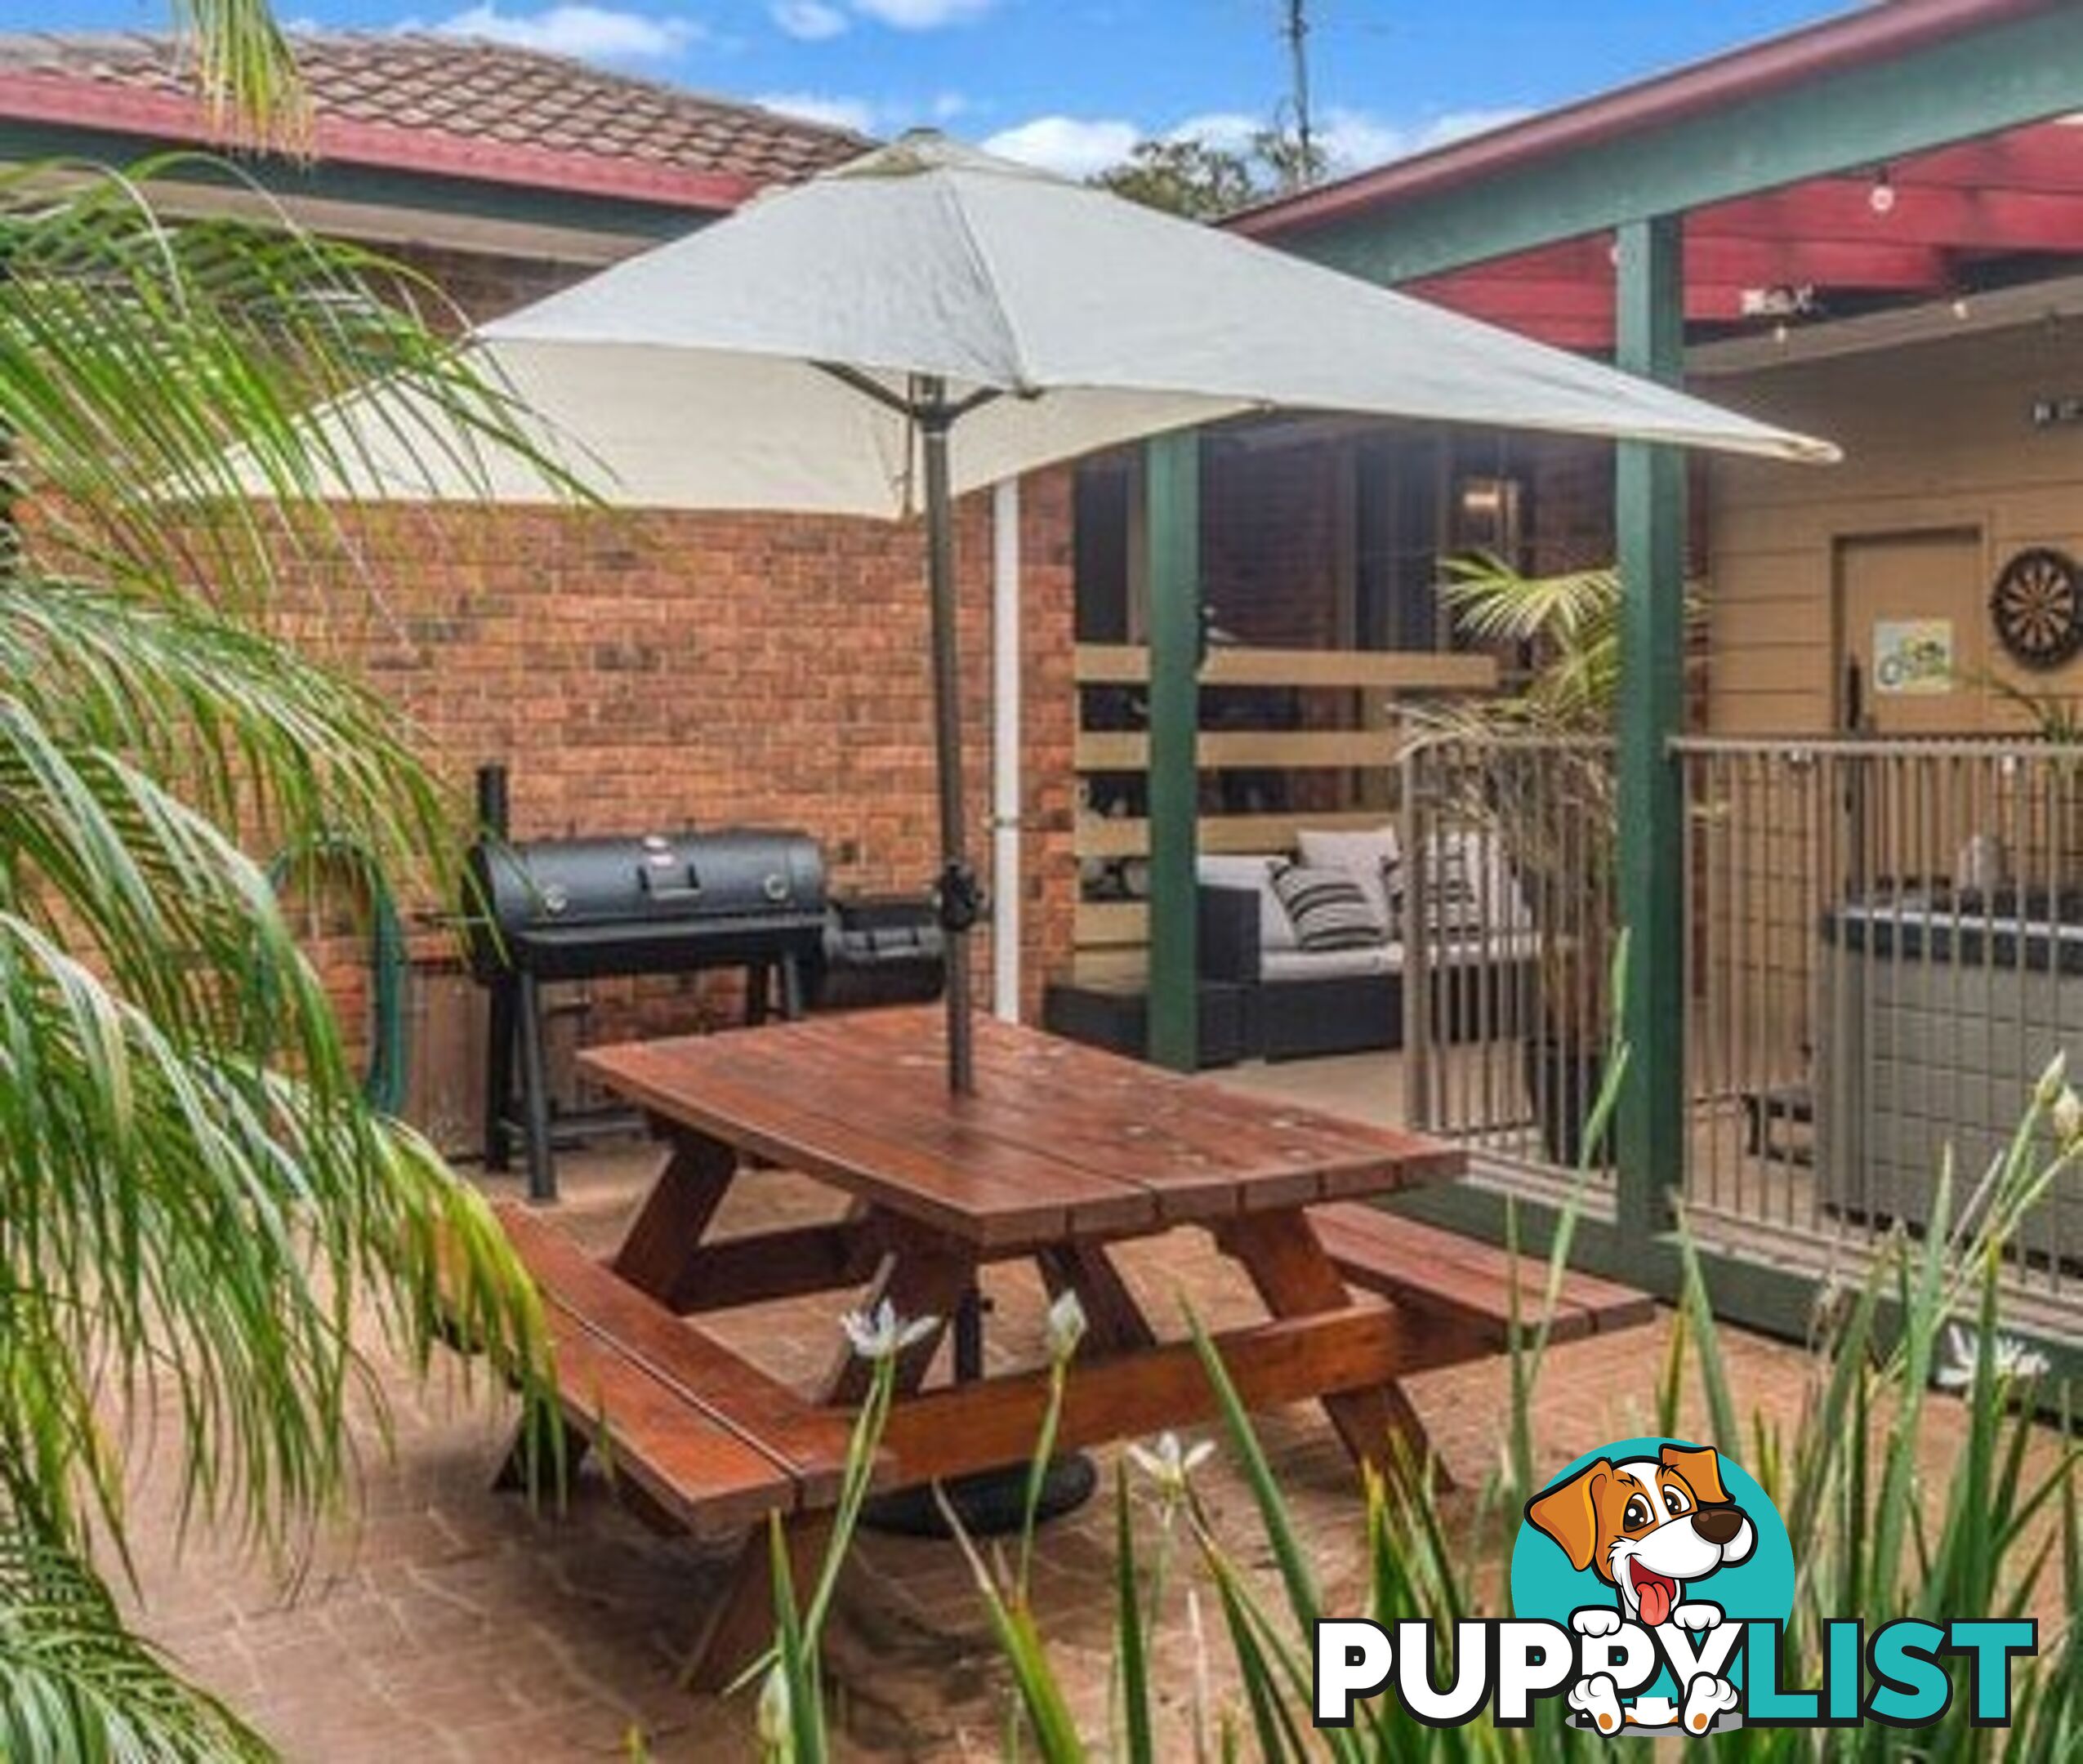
[1316,105,1529,173]
[1167,110,1260,153]
[435,2,701,60]
[980,114,1140,179]
[771,0,847,39]
[975,101,1534,186]
[1409,106,1531,153]
[755,91,878,132]
[850,0,992,29]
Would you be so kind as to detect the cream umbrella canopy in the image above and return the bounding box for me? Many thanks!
[315,131,1835,1093]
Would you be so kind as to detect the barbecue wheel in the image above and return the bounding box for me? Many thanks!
[1991,547,2083,670]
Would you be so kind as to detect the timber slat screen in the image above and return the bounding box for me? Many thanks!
[1073,644,1497,956]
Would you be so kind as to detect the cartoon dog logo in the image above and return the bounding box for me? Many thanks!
[1525,1443,1755,1736]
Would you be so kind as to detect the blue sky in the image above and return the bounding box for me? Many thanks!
[16,0,1853,176]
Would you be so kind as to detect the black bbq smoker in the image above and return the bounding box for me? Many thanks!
[464,765,940,1200]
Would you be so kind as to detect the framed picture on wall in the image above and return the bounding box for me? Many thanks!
[1872,618,1956,695]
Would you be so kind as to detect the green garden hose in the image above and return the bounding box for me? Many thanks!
[266,835,412,1116]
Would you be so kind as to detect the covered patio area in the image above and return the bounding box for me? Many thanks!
[1100,0,2083,1371]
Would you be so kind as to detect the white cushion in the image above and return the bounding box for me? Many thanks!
[1296,824,1398,924]
[1270,862,1388,951]
[1197,853,1297,953]
[1261,943,1397,982]
[1260,930,1541,984]
[1428,929,1542,968]
[1387,830,1535,938]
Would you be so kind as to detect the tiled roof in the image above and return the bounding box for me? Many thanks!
[0,31,872,208]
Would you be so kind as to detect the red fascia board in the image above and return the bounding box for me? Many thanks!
[1231,0,2059,241]
[0,69,757,212]
[1698,178,2083,256]
[1412,278,1778,327]
[1879,122,2083,195]
[1465,234,1951,292]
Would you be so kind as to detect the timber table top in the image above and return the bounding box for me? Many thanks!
[579,1009,1465,1250]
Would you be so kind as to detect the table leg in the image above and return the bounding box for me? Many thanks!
[819,1224,977,1405]
[1215,1210,1438,1483]
[611,1132,738,1303]
[1036,1242,1157,1354]
[683,1512,836,1696]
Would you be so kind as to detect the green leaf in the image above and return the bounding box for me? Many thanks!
[0,1516,272,1762]
[1113,1464,1154,1764]
[1186,1306,1320,1630]
[936,1486,1087,1762]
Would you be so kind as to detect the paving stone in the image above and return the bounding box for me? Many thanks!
[107,1121,2045,1762]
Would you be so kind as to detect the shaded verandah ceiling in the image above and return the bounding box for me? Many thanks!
[1230,0,2083,359]
[1403,122,2083,354]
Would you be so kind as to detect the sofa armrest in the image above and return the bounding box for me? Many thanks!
[1198,884,1261,983]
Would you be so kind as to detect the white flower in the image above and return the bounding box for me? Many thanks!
[1126,1430,1215,1495]
[1044,1289,1088,1364]
[756,1665,791,1748]
[2054,1087,2083,1147]
[1934,1322,2052,1391]
[840,1298,938,1363]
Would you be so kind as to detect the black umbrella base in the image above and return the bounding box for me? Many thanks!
[860,1452,1099,1539]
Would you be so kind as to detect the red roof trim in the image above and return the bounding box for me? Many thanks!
[0,69,759,212]
[1230,0,2062,240]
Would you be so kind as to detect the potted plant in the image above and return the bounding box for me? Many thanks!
[1405,555,1701,1165]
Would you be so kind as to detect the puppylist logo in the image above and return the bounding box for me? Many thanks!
[1314,1437,2036,1737]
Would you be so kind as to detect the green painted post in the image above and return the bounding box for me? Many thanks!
[1614,215,1687,1237]
[1144,431,1201,1071]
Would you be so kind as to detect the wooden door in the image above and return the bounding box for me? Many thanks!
[1834,528,1984,735]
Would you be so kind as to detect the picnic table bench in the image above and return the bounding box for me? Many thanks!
[488,1009,1652,1690]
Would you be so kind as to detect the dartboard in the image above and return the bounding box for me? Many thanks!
[1990,548,2083,670]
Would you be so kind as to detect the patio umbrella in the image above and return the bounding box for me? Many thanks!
[301,131,1836,1094]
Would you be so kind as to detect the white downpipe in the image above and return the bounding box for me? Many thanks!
[991,479,1022,1022]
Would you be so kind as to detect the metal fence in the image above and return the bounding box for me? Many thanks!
[1679,736,2083,1301]
[1397,733,1618,1183]
[1400,733,2083,1307]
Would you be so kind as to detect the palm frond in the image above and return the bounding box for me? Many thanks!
[167,0,310,149]
[0,576,452,880]
[0,158,582,609]
[0,1515,272,1762]
[0,7,577,1758]
[1427,553,1704,741]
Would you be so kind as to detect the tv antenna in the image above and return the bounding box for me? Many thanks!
[1280,0,1314,170]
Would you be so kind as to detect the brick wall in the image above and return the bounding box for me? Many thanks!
[272,473,1077,1138]
[234,239,1078,1143]
[1202,436,1345,648]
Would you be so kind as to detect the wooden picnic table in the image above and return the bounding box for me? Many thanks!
[483,1007,1657,1693]
[586,1004,1465,1413]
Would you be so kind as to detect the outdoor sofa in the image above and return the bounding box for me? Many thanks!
[1045,823,1541,1067]
[1196,825,1539,1062]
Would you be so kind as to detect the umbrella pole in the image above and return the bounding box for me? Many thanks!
[920,382,979,1098]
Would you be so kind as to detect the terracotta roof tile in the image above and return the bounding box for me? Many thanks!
[0,30,871,200]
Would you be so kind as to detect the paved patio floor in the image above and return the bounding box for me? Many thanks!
[111,1061,2014,1762]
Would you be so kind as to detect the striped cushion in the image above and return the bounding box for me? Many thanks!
[1271,862,1387,952]
[1385,838,1483,938]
